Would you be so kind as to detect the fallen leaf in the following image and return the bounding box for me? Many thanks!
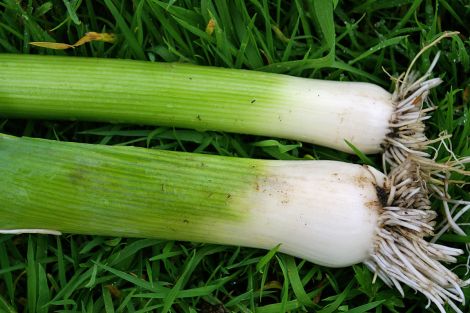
[206,18,216,36]
[29,42,73,50]
[30,32,116,50]
[73,32,116,46]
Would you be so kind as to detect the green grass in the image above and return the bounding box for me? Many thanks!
[0,0,469,312]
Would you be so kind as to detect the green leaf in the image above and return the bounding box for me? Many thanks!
[285,256,313,307]
[103,0,146,60]
[0,294,16,313]
[345,300,385,313]
[344,140,376,167]
[256,244,281,273]
[317,281,354,313]
[62,0,81,25]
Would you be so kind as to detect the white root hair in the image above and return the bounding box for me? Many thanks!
[383,51,442,170]
[366,161,467,313]
[372,31,470,312]
[383,31,462,171]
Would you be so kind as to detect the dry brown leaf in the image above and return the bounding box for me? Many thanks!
[30,32,116,50]
[29,42,73,50]
[73,32,116,46]
[205,18,216,36]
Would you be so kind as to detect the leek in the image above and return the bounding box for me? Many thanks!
[0,133,466,313]
[0,53,424,156]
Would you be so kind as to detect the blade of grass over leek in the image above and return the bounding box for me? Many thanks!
[344,140,376,167]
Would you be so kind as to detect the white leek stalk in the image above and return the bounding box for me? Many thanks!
[0,134,466,312]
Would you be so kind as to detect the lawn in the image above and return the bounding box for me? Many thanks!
[0,0,469,312]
